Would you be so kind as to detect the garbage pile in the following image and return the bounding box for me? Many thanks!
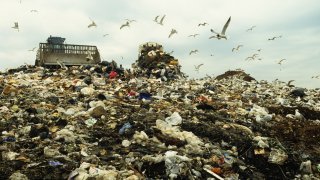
[1,64,320,179]
[135,42,185,81]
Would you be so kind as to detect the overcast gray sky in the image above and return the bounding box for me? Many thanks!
[1,0,319,88]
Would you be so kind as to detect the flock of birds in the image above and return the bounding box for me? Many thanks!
[9,2,319,81]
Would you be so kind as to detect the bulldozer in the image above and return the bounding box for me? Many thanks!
[35,36,101,67]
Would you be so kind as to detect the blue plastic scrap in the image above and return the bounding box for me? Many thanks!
[2,136,16,142]
[139,92,152,100]
[119,122,132,135]
[48,160,63,166]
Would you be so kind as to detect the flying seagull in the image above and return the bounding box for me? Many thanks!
[153,15,159,22]
[158,15,166,25]
[167,50,174,55]
[120,21,130,29]
[245,53,259,61]
[28,47,36,51]
[30,9,38,13]
[194,63,204,73]
[88,18,97,28]
[311,75,320,79]
[277,58,286,65]
[168,29,177,38]
[268,35,282,41]
[209,16,231,40]
[12,22,19,31]
[103,34,109,37]
[232,45,243,52]
[188,34,199,38]
[198,22,208,26]
[246,26,256,32]
[287,80,295,87]
[125,19,136,23]
[189,49,198,55]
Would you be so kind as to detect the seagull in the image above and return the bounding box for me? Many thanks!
[256,49,262,52]
[86,51,93,61]
[189,49,198,55]
[194,63,204,73]
[103,34,109,37]
[287,80,295,87]
[28,47,36,51]
[12,22,19,31]
[311,75,320,79]
[158,15,166,25]
[88,18,97,28]
[209,16,231,40]
[268,35,282,41]
[168,29,177,38]
[198,22,208,26]
[120,21,130,29]
[277,59,286,65]
[188,34,199,38]
[56,60,68,70]
[167,50,174,55]
[246,26,256,32]
[153,15,159,22]
[232,45,243,52]
[125,19,136,23]
[294,109,306,121]
[245,54,259,61]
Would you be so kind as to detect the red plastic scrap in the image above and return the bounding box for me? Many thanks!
[109,71,118,79]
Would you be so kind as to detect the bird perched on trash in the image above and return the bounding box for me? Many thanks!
[189,49,198,55]
[88,18,97,28]
[12,22,19,31]
[198,22,208,26]
[294,109,306,121]
[168,29,177,38]
[246,26,256,32]
[232,45,243,52]
[209,16,231,40]
[188,34,199,38]
[120,21,130,29]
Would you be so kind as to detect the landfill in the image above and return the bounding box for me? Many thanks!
[1,49,320,180]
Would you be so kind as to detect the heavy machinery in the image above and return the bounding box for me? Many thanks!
[35,36,101,67]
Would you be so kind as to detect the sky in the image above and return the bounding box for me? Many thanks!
[1,0,320,88]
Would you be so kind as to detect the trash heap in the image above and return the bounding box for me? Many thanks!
[135,42,185,81]
[1,64,320,180]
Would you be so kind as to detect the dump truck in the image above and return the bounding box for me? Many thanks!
[35,36,101,67]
